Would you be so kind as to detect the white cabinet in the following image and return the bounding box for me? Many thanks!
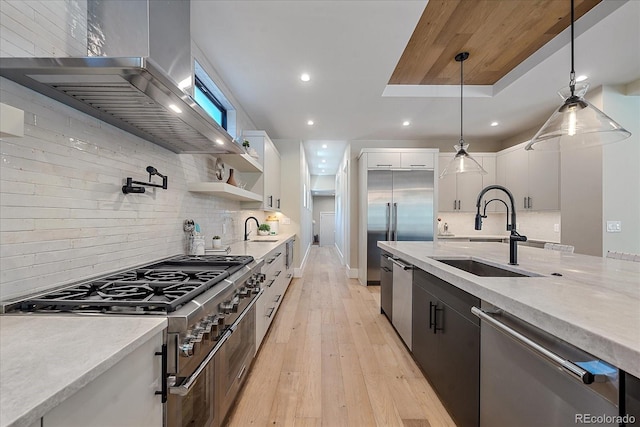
[366,150,435,169]
[43,331,164,427]
[438,153,495,212]
[255,239,294,351]
[256,246,285,350]
[497,141,559,211]
[242,131,282,211]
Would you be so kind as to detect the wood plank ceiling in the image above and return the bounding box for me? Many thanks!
[389,0,601,86]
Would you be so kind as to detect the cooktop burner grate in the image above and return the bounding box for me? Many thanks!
[14,255,255,314]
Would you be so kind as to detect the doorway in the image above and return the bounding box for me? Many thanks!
[319,212,335,247]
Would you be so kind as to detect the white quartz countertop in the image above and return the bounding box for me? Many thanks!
[378,241,640,377]
[225,233,296,259]
[0,315,167,427]
[437,234,507,240]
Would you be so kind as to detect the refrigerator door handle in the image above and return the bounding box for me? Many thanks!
[393,203,398,241]
[386,203,391,241]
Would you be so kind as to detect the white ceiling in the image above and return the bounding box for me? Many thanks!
[191,0,640,176]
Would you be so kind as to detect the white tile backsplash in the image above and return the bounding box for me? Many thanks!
[0,0,266,300]
[437,210,561,242]
[0,78,261,301]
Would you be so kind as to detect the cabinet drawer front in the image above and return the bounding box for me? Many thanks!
[400,152,434,169]
[367,152,401,168]
[413,268,479,324]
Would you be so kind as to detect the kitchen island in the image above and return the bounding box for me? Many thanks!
[378,240,640,378]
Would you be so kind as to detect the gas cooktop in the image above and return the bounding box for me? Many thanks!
[14,254,254,314]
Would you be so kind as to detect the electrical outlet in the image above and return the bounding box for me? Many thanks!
[606,221,622,233]
[281,217,291,225]
[554,224,560,232]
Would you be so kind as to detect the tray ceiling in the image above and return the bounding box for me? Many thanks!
[389,0,601,86]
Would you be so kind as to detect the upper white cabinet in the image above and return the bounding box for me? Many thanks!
[497,141,560,211]
[242,131,282,211]
[366,150,435,169]
[438,153,496,212]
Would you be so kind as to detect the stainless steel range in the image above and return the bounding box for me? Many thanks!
[3,254,265,427]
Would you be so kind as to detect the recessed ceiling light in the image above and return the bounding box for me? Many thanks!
[490,121,499,127]
[168,104,182,114]
[322,144,327,149]
[321,169,325,173]
[402,121,410,126]
[300,73,311,82]
[322,159,326,163]
[307,120,314,126]
[576,75,588,82]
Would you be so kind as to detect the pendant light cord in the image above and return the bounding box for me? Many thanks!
[460,53,464,147]
[569,0,576,96]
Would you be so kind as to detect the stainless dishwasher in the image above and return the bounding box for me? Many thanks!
[391,258,413,350]
[473,303,619,427]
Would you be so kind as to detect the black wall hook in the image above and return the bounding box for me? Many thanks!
[122,166,168,194]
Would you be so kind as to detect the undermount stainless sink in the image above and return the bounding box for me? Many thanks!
[248,239,279,243]
[432,258,538,278]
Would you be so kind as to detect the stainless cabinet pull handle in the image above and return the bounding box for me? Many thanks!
[376,164,392,167]
[390,258,412,270]
[410,164,426,167]
[266,307,275,318]
[274,294,281,303]
[237,364,247,380]
[471,307,594,384]
[274,271,281,277]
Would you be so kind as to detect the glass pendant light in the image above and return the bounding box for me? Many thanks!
[440,52,487,178]
[525,0,630,151]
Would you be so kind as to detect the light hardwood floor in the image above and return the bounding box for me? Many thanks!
[226,246,456,427]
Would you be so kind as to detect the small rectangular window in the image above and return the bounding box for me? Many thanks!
[194,76,227,129]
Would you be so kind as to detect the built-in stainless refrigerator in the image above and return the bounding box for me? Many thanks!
[367,169,434,284]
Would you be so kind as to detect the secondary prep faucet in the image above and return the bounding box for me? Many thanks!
[474,185,527,265]
[244,216,260,241]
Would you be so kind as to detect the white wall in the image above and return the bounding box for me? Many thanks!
[310,175,335,193]
[334,146,350,269]
[0,0,262,300]
[602,84,640,256]
[273,139,312,275]
[312,196,335,237]
[561,85,640,256]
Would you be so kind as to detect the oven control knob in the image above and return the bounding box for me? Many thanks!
[239,287,250,298]
[180,337,195,357]
[221,301,234,314]
[258,273,266,282]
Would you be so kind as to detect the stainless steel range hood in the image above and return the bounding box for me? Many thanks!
[0,0,243,155]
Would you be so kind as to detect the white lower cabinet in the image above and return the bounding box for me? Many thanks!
[255,240,294,351]
[43,331,164,427]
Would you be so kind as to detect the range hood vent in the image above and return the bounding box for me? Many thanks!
[0,57,242,154]
[0,0,243,155]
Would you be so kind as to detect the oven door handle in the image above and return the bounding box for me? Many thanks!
[169,330,230,396]
[170,288,264,396]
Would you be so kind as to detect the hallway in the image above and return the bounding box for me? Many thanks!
[226,246,455,426]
